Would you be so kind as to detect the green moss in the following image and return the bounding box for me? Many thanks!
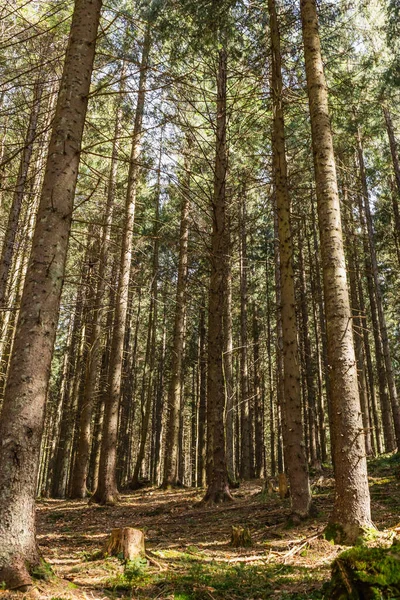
[328,541,400,599]
[324,522,378,546]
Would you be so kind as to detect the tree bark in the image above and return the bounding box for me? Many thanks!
[202,48,232,504]
[268,0,311,518]
[0,0,102,588]
[91,27,151,504]
[239,195,251,480]
[356,129,400,449]
[300,0,372,542]
[162,153,191,488]
[69,72,124,499]
[0,79,42,310]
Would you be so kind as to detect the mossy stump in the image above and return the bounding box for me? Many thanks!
[328,540,400,599]
[230,526,253,548]
[103,527,145,560]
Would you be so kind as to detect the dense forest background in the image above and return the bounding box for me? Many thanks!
[0,0,400,597]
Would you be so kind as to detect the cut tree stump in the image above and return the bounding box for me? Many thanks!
[103,528,145,560]
[230,526,253,548]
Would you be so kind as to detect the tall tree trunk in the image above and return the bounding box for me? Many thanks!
[91,27,151,504]
[239,195,251,480]
[69,74,124,499]
[268,0,311,518]
[252,303,263,478]
[0,0,102,588]
[383,105,400,198]
[297,229,319,469]
[356,129,400,449]
[197,298,207,488]
[343,189,374,456]
[356,188,393,452]
[202,48,232,504]
[224,212,235,482]
[130,160,160,489]
[300,0,372,542]
[162,155,191,488]
[266,260,276,477]
[0,79,43,309]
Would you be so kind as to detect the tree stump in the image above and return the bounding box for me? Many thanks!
[103,528,145,560]
[230,526,253,548]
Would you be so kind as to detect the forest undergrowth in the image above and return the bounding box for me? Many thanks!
[2,455,399,600]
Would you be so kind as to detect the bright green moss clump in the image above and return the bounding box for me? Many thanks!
[328,539,400,599]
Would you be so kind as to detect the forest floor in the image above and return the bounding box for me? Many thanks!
[2,454,399,600]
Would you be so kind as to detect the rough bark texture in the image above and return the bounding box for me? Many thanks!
[202,49,232,505]
[91,28,150,505]
[103,528,145,560]
[0,0,102,588]
[268,0,311,518]
[300,0,372,543]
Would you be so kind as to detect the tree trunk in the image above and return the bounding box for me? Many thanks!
[239,194,251,480]
[357,129,400,449]
[252,304,264,478]
[91,27,151,504]
[0,79,43,309]
[300,0,372,543]
[0,0,102,588]
[268,0,311,518]
[162,153,191,488]
[69,74,124,499]
[298,229,320,469]
[202,48,232,504]
[224,211,235,482]
[197,298,207,488]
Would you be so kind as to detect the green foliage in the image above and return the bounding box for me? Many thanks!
[105,557,149,590]
[31,559,55,581]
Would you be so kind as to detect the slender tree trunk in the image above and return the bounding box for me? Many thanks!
[0,0,102,588]
[266,260,276,477]
[91,27,151,504]
[343,190,374,456]
[357,130,400,449]
[162,155,191,488]
[383,105,400,198]
[298,230,320,469]
[0,79,43,309]
[130,163,160,489]
[306,225,327,462]
[224,212,235,482]
[197,298,207,488]
[253,304,263,477]
[356,188,393,451]
[300,0,372,542]
[268,0,311,518]
[69,75,124,498]
[239,195,251,480]
[202,48,232,504]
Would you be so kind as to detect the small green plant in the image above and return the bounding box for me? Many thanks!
[31,559,54,581]
[124,557,148,581]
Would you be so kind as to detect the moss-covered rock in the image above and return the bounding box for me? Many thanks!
[328,539,400,599]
